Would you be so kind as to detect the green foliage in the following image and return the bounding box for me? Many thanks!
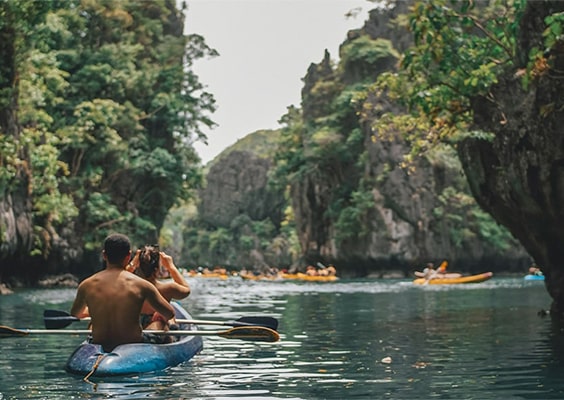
[521,11,564,88]
[310,127,343,153]
[209,129,281,169]
[82,192,125,250]
[29,133,77,221]
[0,0,216,267]
[340,36,399,78]
[374,0,525,150]
[334,188,375,244]
[270,106,306,190]
[433,186,516,250]
[324,83,371,130]
[273,80,366,190]
[270,38,384,259]
[173,203,298,269]
[471,208,516,251]
[543,12,564,50]
[238,235,255,251]
[0,134,19,192]
[278,204,300,260]
[208,227,231,258]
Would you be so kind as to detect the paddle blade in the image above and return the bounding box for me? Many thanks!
[234,316,278,331]
[0,326,29,337]
[43,310,80,329]
[218,326,280,342]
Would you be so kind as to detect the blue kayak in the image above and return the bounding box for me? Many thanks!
[65,302,203,377]
[524,274,545,281]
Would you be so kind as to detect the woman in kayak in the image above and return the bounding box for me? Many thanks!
[127,245,191,332]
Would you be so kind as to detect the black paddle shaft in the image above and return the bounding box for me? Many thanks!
[44,310,278,331]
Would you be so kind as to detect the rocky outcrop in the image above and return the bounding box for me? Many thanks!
[194,145,291,270]
[287,1,529,275]
[199,150,284,228]
[361,113,528,271]
[459,1,564,315]
[37,273,79,288]
[0,11,34,284]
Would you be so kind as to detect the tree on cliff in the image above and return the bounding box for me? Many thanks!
[375,0,564,315]
[0,0,216,282]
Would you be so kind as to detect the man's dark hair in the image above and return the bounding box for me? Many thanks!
[104,233,131,264]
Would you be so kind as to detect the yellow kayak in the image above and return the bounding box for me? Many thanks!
[184,272,229,279]
[240,272,339,282]
[413,272,493,285]
[239,273,279,281]
[280,273,339,282]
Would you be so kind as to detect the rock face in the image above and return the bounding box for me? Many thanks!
[0,190,33,263]
[288,1,529,274]
[0,16,34,284]
[196,1,529,276]
[199,150,284,228]
[196,148,288,270]
[37,273,79,288]
[459,1,564,315]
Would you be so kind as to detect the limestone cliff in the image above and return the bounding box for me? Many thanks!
[192,130,290,270]
[458,1,564,315]
[199,149,283,228]
[287,1,529,275]
[0,17,34,283]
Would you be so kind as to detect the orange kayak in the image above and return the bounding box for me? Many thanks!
[240,272,339,282]
[280,273,339,282]
[413,272,493,285]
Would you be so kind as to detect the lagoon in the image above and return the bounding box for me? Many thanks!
[0,276,559,399]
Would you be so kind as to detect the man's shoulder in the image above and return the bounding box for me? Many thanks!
[79,271,101,284]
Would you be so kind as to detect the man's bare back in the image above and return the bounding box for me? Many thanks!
[70,234,174,352]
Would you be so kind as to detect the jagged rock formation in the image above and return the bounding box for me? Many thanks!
[194,135,291,270]
[197,2,531,276]
[288,2,529,275]
[199,149,284,228]
[459,1,564,316]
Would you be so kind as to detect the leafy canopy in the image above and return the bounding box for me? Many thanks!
[374,0,526,149]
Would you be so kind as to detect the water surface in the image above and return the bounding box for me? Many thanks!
[0,276,560,399]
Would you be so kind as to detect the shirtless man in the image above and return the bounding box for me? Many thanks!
[70,233,174,352]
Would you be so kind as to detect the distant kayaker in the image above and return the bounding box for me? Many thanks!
[528,264,543,276]
[127,245,190,332]
[413,263,437,279]
[414,261,461,280]
[306,265,317,276]
[70,233,175,352]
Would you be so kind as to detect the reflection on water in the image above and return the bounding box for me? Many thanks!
[1,277,563,399]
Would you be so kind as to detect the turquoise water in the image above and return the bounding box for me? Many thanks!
[0,276,559,399]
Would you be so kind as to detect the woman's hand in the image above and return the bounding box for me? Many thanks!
[127,249,141,272]
[159,251,190,292]
[159,252,175,270]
